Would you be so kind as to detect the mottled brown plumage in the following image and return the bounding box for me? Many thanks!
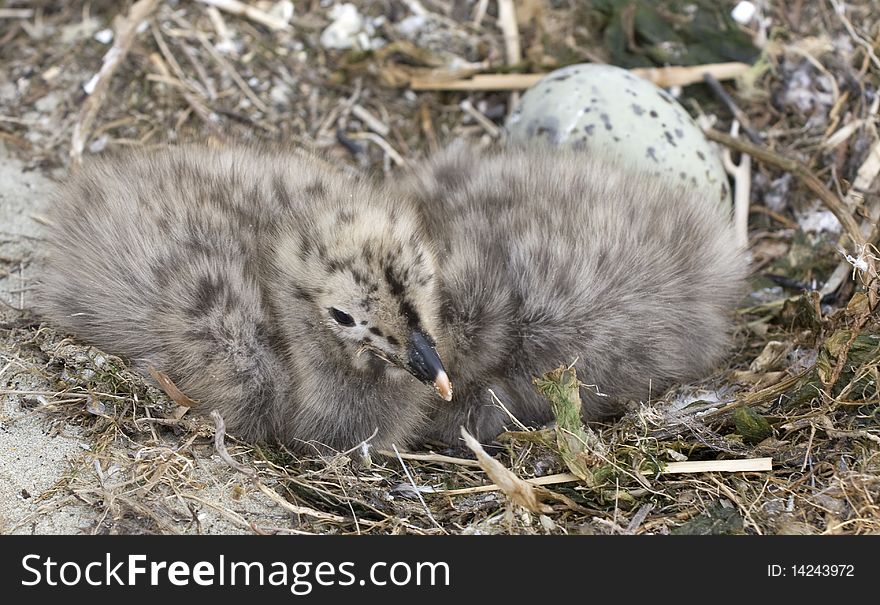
[36,145,449,452]
[404,145,748,444]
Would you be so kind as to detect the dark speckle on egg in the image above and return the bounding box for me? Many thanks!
[632,104,644,116]
[697,150,706,160]
[646,147,659,162]
[526,116,561,144]
[650,110,658,118]
[584,124,595,135]
[535,125,558,141]
[600,113,612,130]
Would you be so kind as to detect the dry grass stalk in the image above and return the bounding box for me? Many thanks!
[441,472,579,496]
[351,104,390,137]
[705,127,877,307]
[460,426,553,513]
[704,129,866,249]
[196,0,290,31]
[377,449,482,468]
[0,9,34,19]
[148,366,198,407]
[210,410,256,477]
[70,0,161,164]
[410,62,750,90]
[658,458,773,474]
[390,444,446,533]
[497,0,521,66]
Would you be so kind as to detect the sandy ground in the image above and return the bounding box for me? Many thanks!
[0,145,89,533]
[0,144,290,534]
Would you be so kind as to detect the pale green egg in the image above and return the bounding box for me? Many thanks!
[505,63,731,205]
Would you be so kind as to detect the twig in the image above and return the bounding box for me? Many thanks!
[459,427,553,513]
[704,129,867,248]
[182,493,285,535]
[720,121,752,249]
[193,30,269,114]
[497,0,521,66]
[829,0,880,71]
[204,6,236,54]
[0,9,34,19]
[161,15,218,100]
[401,0,427,17]
[211,411,380,528]
[707,126,879,306]
[147,366,199,406]
[377,449,482,468]
[708,475,764,535]
[419,102,438,154]
[410,62,750,91]
[489,388,530,432]
[658,458,772,474]
[703,72,761,144]
[147,50,219,133]
[460,99,501,138]
[350,104,390,136]
[195,0,290,31]
[253,481,377,526]
[391,444,446,533]
[440,472,578,496]
[626,503,654,534]
[70,0,161,164]
[472,0,490,27]
[651,369,812,441]
[749,204,800,230]
[816,415,880,446]
[348,132,407,167]
[210,410,256,477]
[821,99,880,298]
[442,456,772,498]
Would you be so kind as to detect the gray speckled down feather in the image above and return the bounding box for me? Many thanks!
[403,145,748,443]
[35,145,448,452]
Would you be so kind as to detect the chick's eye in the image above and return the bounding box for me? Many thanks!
[329,307,355,327]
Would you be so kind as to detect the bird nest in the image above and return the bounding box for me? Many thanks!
[1,0,879,535]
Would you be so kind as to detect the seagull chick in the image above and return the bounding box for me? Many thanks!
[404,145,748,444]
[36,145,450,452]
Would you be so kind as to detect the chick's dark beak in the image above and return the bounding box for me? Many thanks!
[407,331,453,401]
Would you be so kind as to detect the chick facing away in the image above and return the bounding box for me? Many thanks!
[36,145,451,452]
[404,145,748,444]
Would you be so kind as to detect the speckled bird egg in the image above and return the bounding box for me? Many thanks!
[506,63,731,205]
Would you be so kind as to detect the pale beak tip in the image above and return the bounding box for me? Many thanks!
[435,370,453,402]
